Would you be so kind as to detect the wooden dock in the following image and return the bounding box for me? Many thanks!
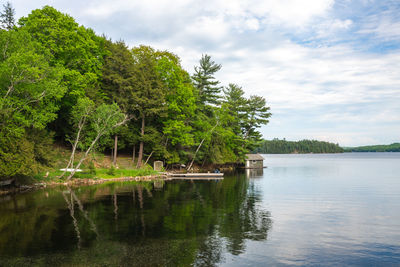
[166,173,224,180]
[166,177,224,181]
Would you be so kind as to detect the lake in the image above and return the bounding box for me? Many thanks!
[0,153,399,266]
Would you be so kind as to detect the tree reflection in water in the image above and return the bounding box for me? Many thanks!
[0,172,271,266]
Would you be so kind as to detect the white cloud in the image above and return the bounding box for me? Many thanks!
[252,0,334,27]
[245,18,260,31]
[359,19,400,41]
[214,42,400,108]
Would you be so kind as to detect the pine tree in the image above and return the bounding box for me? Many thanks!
[192,54,222,106]
[0,2,15,30]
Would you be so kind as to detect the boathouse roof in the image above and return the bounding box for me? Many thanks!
[245,154,264,161]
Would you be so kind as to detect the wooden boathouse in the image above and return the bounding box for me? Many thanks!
[245,154,264,169]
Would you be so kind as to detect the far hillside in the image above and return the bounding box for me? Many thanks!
[254,139,344,154]
[344,143,400,152]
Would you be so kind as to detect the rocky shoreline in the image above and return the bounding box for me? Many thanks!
[0,174,167,196]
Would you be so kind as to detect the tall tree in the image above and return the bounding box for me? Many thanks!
[0,1,15,30]
[192,54,222,106]
[222,84,247,136]
[102,39,135,111]
[217,84,249,161]
[130,45,167,168]
[156,52,197,164]
[101,39,137,164]
[188,55,223,166]
[0,29,66,179]
[241,95,271,151]
[18,6,107,139]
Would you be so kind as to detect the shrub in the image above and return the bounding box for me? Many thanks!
[88,161,96,175]
[107,165,116,176]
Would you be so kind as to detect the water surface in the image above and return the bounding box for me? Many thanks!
[0,153,399,266]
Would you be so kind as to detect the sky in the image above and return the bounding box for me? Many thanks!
[10,0,400,146]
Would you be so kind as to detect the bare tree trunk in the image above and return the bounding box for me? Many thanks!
[143,151,154,166]
[113,135,118,166]
[65,113,130,180]
[187,121,219,171]
[136,115,145,168]
[59,116,86,179]
[187,138,205,172]
[67,134,102,179]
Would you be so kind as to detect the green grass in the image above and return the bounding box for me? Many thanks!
[30,145,160,183]
[92,168,158,179]
[33,167,159,182]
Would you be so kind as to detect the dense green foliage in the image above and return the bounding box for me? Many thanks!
[344,143,400,152]
[255,139,344,154]
[0,4,271,181]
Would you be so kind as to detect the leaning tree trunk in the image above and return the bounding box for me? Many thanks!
[113,135,118,166]
[143,151,154,166]
[67,134,102,179]
[136,115,145,168]
[59,116,86,179]
[187,121,219,171]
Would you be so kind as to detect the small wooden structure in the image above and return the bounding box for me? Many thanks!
[245,154,264,169]
[153,161,163,171]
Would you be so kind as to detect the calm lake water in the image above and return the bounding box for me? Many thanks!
[1,153,399,266]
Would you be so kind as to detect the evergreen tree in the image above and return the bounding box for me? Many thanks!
[242,95,271,150]
[102,39,135,111]
[130,45,167,167]
[0,2,15,30]
[101,39,137,162]
[223,83,247,136]
[192,54,222,106]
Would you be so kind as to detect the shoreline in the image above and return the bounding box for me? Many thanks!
[0,174,167,196]
[0,165,237,196]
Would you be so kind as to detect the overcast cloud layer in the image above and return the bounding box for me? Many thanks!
[12,0,400,146]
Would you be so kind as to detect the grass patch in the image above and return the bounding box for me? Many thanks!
[94,168,158,179]
[29,145,159,183]
[32,167,159,182]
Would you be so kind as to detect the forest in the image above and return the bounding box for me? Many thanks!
[344,143,400,152]
[0,4,271,181]
[254,139,344,154]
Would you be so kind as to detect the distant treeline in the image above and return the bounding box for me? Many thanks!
[344,143,400,152]
[254,139,344,154]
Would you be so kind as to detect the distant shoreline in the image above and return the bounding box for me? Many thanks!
[343,143,400,152]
